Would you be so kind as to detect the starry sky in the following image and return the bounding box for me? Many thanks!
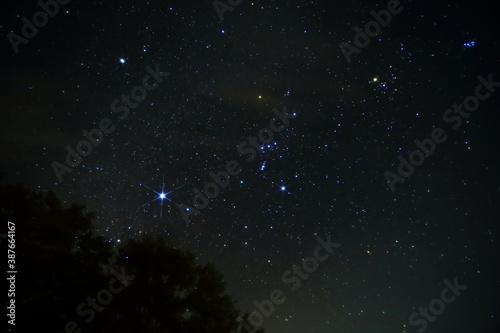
[1,0,499,332]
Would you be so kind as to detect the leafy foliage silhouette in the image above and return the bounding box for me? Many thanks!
[1,184,264,333]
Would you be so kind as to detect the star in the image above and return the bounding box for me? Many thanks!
[119,58,126,64]
[275,181,290,194]
[139,174,185,218]
[463,40,476,48]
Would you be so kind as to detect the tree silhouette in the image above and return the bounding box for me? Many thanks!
[1,184,112,332]
[1,184,264,333]
[100,236,240,332]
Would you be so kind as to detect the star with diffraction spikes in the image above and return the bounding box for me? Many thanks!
[139,174,184,218]
[273,180,291,214]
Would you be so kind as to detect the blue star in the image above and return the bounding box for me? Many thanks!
[463,40,476,48]
[119,58,126,64]
[275,181,291,195]
[139,174,185,218]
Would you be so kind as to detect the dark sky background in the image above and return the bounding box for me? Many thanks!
[1,0,499,332]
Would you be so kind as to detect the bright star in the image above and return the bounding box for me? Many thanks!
[139,174,185,218]
[275,181,290,195]
[463,40,476,48]
[119,58,126,64]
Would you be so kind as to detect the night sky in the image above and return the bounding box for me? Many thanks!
[1,0,500,332]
